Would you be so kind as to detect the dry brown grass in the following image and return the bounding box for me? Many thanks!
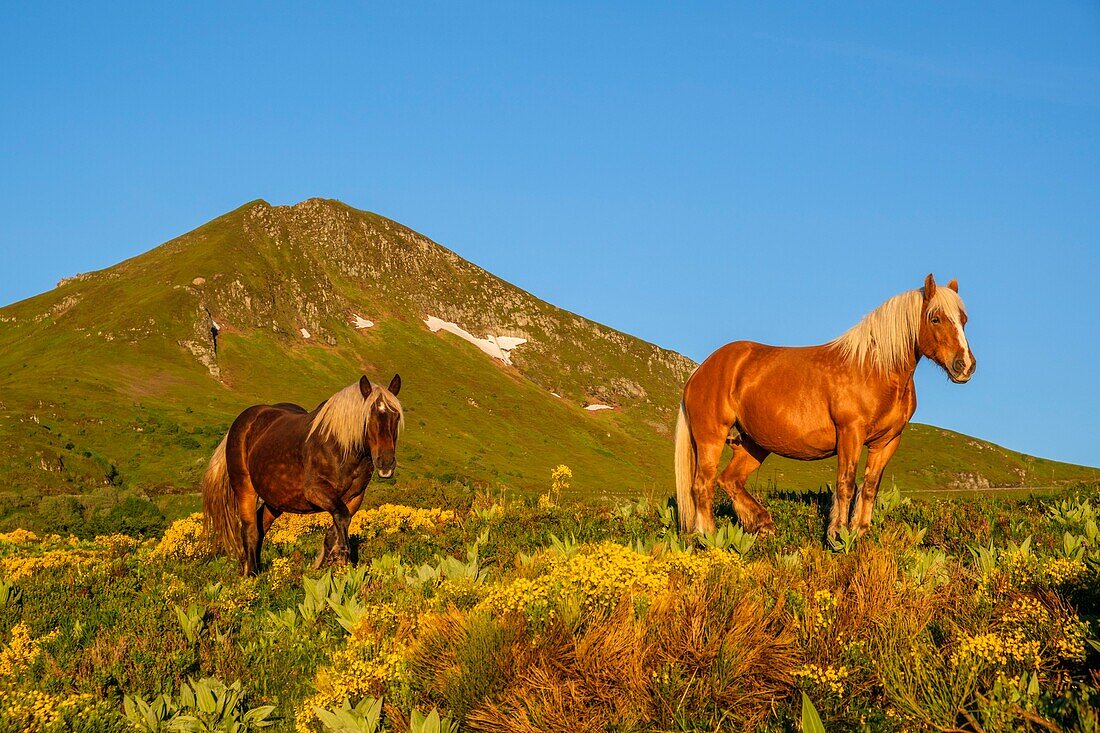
[444,568,798,732]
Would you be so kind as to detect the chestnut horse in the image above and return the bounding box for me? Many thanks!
[675,275,975,539]
[202,374,403,576]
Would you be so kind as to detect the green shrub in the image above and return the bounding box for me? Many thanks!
[37,494,86,534]
[86,495,165,537]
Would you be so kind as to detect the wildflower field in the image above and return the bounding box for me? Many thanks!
[1,481,1099,733]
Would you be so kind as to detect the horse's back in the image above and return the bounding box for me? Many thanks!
[685,340,850,458]
[271,402,308,413]
[689,341,834,394]
[230,402,311,437]
[226,403,313,470]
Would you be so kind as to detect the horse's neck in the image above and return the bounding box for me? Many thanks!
[852,348,919,387]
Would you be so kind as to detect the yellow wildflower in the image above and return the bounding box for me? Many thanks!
[150,513,209,560]
[0,529,39,544]
[793,663,850,696]
[1,550,99,581]
[0,623,59,677]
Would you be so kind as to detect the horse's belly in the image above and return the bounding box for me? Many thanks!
[746,422,837,461]
[738,399,837,460]
[248,460,313,512]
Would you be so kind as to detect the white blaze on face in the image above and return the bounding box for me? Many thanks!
[952,316,973,372]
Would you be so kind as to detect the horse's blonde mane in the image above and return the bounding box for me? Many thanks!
[307,382,404,457]
[830,287,966,373]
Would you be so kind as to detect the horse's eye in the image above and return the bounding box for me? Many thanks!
[930,316,940,325]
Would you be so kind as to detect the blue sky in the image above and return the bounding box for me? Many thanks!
[1,3,1098,466]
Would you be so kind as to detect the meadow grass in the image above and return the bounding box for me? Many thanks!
[0,482,1097,732]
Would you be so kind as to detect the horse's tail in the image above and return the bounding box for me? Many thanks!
[674,401,697,533]
[201,433,242,558]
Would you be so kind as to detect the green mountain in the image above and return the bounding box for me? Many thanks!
[0,198,1095,517]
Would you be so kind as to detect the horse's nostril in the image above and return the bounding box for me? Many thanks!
[952,359,965,374]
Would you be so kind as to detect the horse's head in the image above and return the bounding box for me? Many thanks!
[358,373,403,478]
[917,274,976,384]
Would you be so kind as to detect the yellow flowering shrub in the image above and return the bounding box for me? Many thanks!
[0,687,97,732]
[350,504,454,537]
[0,549,100,581]
[267,514,329,545]
[478,543,742,622]
[953,595,1087,671]
[809,589,837,631]
[1051,619,1088,662]
[0,624,59,678]
[94,534,140,554]
[296,613,409,733]
[267,557,297,591]
[0,529,39,545]
[665,548,744,581]
[268,505,456,547]
[793,663,850,695]
[975,546,1087,603]
[1040,557,1086,587]
[953,631,1040,669]
[150,513,209,560]
[540,464,573,508]
[161,575,188,604]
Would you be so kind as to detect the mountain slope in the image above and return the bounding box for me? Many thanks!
[0,198,1095,514]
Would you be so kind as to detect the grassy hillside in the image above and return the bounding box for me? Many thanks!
[0,198,1095,526]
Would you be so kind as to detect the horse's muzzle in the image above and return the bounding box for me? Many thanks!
[949,355,976,383]
[376,454,396,479]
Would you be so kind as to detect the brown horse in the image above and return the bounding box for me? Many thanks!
[202,374,403,576]
[675,274,975,539]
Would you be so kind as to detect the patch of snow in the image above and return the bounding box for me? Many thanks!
[585,404,614,411]
[424,316,527,365]
[494,336,527,351]
[551,392,561,398]
[300,328,311,339]
[352,315,374,329]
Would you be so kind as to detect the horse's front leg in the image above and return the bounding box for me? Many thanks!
[303,478,353,566]
[852,434,903,536]
[313,493,364,569]
[828,428,864,540]
[326,500,353,566]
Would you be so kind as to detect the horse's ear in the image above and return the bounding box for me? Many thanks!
[388,373,401,396]
[359,375,372,399]
[947,278,959,293]
[923,273,937,301]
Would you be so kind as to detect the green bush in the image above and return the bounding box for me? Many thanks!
[37,494,86,534]
[86,495,165,537]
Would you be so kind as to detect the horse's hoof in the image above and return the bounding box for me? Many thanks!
[746,512,775,535]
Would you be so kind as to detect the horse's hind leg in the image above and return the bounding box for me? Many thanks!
[255,503,281,570]
[313,527,336,571]
[236,483,262,576]
[690,438,726,534]
[717,438,775,534]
